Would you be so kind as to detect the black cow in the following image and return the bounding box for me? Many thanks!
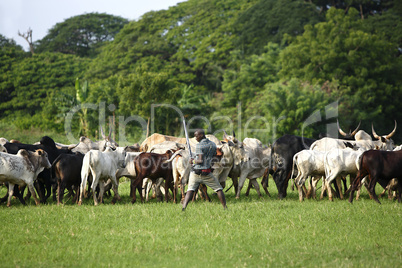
[270,135,316,199]
[349,149,402,203]
[4,136,73,203]
[52,152,84,205]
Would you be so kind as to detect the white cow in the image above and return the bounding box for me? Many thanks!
[324,148,365,201]
[79,147,126,206]
[229,138,270,199]
[291,150,327,202]
[0,149,51,207]
[311,121,397,152]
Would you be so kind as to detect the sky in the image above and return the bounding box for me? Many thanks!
[0,0,186,51]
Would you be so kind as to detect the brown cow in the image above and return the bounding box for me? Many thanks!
[349,149,402,203]
[131,150,177,203]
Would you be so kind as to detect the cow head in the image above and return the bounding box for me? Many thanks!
[223,130,242,148]
[40,136,57,149]
[35,149,52,169]
[101,126,119,150]
[337,120,361,140]
[0,144,7,153]
[372,120,397,150]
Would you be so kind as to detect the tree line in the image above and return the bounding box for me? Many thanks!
[0,0,401,145]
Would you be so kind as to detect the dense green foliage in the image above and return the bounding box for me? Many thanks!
[1,0,401,144]
[35,13,129,57]
[0,181,401,267]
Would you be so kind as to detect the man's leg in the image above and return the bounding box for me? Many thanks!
[216,190,227,209]
[182,190,194,211]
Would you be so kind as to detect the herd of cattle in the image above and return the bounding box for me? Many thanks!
[0,122,401,207]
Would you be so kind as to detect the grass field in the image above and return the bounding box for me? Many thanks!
[0,179,401,268]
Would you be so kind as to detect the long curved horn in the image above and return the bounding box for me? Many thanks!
[337,120,348,137]
[372,124,380,140]
[385,120,397,139]
[350,121,361,136]
[68,142,80,150]
[100,126,106,139]
[232,130,236,138]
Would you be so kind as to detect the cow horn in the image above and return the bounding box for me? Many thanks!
[108,126,112,140]
[232,130,236,138]
[337,120,349,137]
[223,130,228,140]
[68,142,79,150]
[100,126,106,139]
[350,121,361,136]
[372,124,380,140]
[385,120,397,139]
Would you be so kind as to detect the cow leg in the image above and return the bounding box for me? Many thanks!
[235,174,247,199]
[245,182,252,196]
[344,175,356,198]
[180,178,186,203]
[341,176,347,196]
[14,186,26,205]
[110,175,121,205]
[326,179,334,201]
[232,177,239,195]
[320,178,327,200]
[349,173,366,203]
[131,176,144,204]
[78,173,89,206]
[336,177,344,200]
[52,182,58,202]
[7,183,15,207]
[58,180,66,205]
[154,178,164,202]
[378,188,387,199]
[91,176,100,206]
[142,178,149,201]
[306,176,313,199]
[98,180,105,205]
[368,176,380,204]
[27,182,40,206]
[310,176,320,200]
[164,177,170,203]
[297,184,304,202]
[200,184,210,202]
[261,175,270,197]
[302,184,308,197]
[250,179,262,197]
[295,171,306,202]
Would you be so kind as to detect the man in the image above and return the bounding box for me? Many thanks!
[182,129,227,211]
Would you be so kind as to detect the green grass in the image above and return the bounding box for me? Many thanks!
[0,180,401,268]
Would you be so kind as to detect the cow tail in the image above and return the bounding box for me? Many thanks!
[51,154,63,183]
[324,151,330,179]
[290,154,297,189]
[81,153,91,195]
[163,149,183,163]
[310,141,316,151]
[356,153,363,171]
[269,145,275,173]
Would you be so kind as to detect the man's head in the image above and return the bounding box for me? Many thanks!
[194,129,206,142]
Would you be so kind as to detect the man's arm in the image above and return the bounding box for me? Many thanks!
[190,153,203,164]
